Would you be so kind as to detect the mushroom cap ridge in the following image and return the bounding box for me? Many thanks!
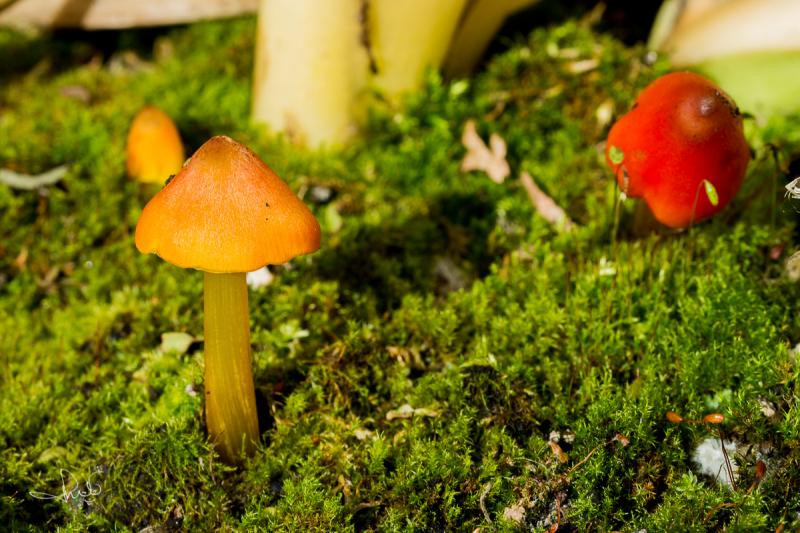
[135,136,321,273]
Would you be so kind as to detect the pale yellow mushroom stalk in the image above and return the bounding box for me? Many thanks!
[368,0,468,96]
[444,0,541,79]
[251,0,369,148]
[251,0,544,147]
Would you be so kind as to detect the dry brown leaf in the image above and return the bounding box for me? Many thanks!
[502,504,526,525]
[386,404,439,421]
[520,171,574,231]
[59,85,91,103]
[566,58,599,73]
[459,119,510,184]
[12,247,27,269]
[549,439,568,463]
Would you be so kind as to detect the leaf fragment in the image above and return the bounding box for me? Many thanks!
[459,119,510,184]
[520,171,574,231]
[549,439,568,463]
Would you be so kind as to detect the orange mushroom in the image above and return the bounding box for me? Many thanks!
[126,105,185,185]
[135,136,321,466]
[605,72,750,228]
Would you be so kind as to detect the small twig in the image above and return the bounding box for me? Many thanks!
[547,496,562,533]
[717,428,737,492]
[350,501,381,515]
[699,464,721,518]
[703,502,739,524]
[0,164,70,190]
[520,171,574,231]
[741,461,766,505]
[567,434,629,476]
[479,481,493,525]
[330,345,347,370]
[703,461,766,524]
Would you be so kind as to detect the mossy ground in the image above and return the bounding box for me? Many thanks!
[1,10,800,533]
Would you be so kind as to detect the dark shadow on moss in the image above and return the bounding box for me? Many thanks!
[314,191,498,315]
[461,365,541,448]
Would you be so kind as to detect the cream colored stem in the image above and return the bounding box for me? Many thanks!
[370,0,468,95]
[204,272,259,467]
[444,0,541,79]
[251,0,368,148]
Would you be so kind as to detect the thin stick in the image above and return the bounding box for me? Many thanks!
[480,481,493,524]
[717,428,737,492]
[684,180,705,287]
[548,495,562,533]
[567,439,611,476]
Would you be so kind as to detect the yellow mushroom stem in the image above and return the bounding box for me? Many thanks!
[204,271,259,466]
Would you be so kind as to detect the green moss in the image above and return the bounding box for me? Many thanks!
[1,13,800,533]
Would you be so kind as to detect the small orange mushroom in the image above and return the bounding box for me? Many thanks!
[136,136,321,466]
[605,72,750,229]
[126,105,185,185]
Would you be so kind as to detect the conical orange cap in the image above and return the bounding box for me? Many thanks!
[135,136,321,272]
[126,105,185,184]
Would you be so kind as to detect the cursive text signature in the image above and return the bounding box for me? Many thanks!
[29,468,102,505]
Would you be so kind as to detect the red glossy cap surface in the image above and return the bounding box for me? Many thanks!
[605,72,750,228]
[135,136,321,272]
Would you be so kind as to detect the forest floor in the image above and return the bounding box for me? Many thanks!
[1,9,800,533]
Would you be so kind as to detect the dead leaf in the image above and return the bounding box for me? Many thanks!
[387,404,415,420]
[520,172,574,231]
[337,474,353,504]
[566,58,599,73]
[12,247,28,269]
[787,250,800,281]
[107,51,155,76]
[596,99,614,132]
[386,403,438,421]
[549,439,568,463]
[353,428,374,441]
[503,504,526,525]
[35,266,60,288]
[59,85,91,104]
[160,332,200,354]
[757,396,780,420]
[387,346,425,370]
[612,433,630,446]
[460,119,510,184]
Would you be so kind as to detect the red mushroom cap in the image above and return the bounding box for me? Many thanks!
[605,72,750,228]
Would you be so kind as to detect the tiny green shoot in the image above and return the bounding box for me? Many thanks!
[609,145,625,165]
[702,179,719,206]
